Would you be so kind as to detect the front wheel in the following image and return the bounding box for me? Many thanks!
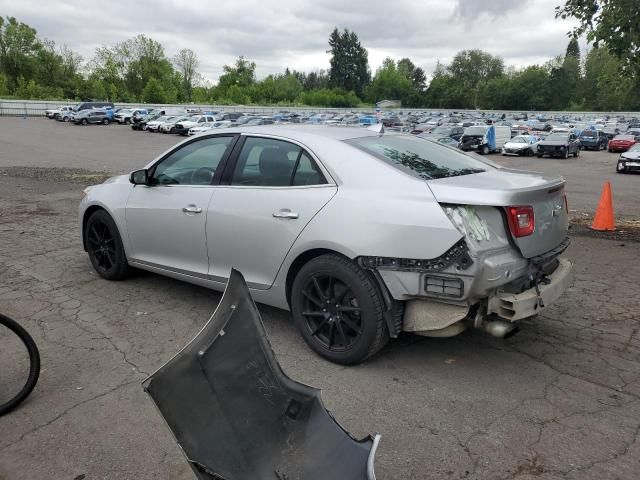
[563,149,569,159]
[85,210,130,280]
[81,119,88,125]
[291,254,388,365]
[481,145,490,155]
[102,118,110,125]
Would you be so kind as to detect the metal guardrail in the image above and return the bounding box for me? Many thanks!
[1,99,639,118]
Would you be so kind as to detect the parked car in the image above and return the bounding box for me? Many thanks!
[79,127,573,364]
[617,144,640,174]
[53,106,76,122]
[536,133,580,158]
[46,105,73,119]
[608,134,637,153]
[243,117,275,126]
[144,115,173,132]
[419,126,465,142]
[73,101,114,113]
[114,108,148,125]
[73,109,112,125]
[459,125,511,154]
[188,121,233,135]
[501,135,539,156]
[131,111,164,131]
[578,129,608,150]
[175,115,218,135]
[159,116,190,134]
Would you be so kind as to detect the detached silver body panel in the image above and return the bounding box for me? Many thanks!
[143,269,378,480]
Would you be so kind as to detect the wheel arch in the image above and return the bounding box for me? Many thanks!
[285,248,348,308]
[81,205,109,251]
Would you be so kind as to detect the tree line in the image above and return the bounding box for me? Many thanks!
[0,8,638,111]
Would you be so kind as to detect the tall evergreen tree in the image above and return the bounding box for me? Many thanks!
[327,28,370,97]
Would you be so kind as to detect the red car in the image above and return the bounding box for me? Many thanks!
[608,134,637,153]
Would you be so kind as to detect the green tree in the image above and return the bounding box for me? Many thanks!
[141,77,166,103]
[366,57,414,105]
[218,56,256,91]
[0,16,41,91]
[397,58,427,91]
[448,49,505,108]
[556,0,640,75]
[173,48,199,101]
[327,28,370,97]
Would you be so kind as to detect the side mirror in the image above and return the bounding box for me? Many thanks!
[130,169,149,185]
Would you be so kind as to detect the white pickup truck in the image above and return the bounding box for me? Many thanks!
[174,115,218,136]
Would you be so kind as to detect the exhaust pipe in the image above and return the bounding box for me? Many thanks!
[482,320,520,339]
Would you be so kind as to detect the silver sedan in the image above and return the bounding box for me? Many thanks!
[79,126,573,364]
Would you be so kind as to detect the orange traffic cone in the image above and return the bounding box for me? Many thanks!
[590,181,615,231]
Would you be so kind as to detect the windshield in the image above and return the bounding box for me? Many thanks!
[432,127,452,135]
[628,144,640,152]
[345,135,487,180]
[510,137,528,144]
[464,126,487,136]
[545,134,569,141]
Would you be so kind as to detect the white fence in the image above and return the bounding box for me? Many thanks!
[1,98,638,118]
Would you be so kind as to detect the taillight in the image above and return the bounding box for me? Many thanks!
[505,206,535,237]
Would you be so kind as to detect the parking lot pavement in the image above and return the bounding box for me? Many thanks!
[1,170,639,479]
[0,117,639,218]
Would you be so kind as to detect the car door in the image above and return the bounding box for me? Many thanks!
[206,135,337,289]
[125,135,237,277]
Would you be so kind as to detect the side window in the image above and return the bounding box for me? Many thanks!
[292,152,328,186]
[231,137,300,186]
[151,136,234,186]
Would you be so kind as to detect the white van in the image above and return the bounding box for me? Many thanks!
[459,125,511,154]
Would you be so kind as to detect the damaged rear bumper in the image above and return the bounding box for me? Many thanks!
[488,258,573,321]
[143,269,379,480]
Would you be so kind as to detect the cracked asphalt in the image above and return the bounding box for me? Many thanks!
[1,119,639,479]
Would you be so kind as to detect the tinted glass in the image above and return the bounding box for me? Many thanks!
[346,135,487,180]
[152,136,234,186]
[292,152,327,186]
[231,137,300,186]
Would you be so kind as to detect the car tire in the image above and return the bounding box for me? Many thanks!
[63,116,69,122]
[481,145,490,155]
[124,118,130,125]
[616,164,626,174]
[291,254,389,365]
[574,149,579,157]
[536,154,542,158]
[526,148,534,157]
[102,118,110,125]
[81,119,88,125]
[563,149,569,159]
[169,127,175,134]
[84,210,131,281]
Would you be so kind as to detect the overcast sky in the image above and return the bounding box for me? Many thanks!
[0,0,584,83]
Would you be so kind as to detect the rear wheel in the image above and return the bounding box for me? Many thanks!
[102,118,109,125]
[63,116,69,122]
[81,118,88,125]
[124,118,130,125]
[291,254,388,365]
[85,210,130,280]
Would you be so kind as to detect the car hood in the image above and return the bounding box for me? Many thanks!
[102,174,130,185]
[621,151,640,160]
[143,270,378,480]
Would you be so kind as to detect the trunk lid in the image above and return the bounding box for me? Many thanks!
[427,169,568,258]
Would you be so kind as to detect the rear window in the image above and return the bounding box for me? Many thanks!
[345,135,487,180]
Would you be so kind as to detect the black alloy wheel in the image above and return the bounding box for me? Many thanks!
[291,254,388,365]
[85,210,130,280]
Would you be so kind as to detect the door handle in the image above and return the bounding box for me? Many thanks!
[182,205,202,214]
[272,209,299,219]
